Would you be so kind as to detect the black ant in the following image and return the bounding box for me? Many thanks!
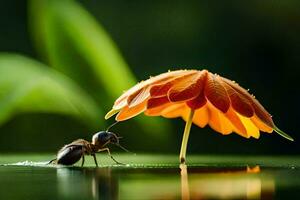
[48,122,131,167]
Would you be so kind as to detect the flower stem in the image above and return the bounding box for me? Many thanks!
[179,109,195,164]
[180,164,190,200]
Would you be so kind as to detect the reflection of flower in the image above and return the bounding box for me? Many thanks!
[106,69,293,163]
[188,173,274,199]
[180,165,271,200]
[247,166,261,173]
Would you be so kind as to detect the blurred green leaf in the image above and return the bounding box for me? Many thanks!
[28,0,171,138]
[29,0,135,105]
[0,53,102,128]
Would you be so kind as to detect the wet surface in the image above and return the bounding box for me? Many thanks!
[0,154,299,200]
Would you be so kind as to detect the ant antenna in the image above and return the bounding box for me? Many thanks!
[106,121,119,132]
[115,143,136,155]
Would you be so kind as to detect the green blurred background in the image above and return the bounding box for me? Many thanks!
[0,0,299,155]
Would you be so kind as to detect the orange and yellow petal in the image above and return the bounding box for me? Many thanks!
[168,71,207,102]
[205,73,230,113]
[237,113,260,139]
[221,77,275,129]
[161,103,186,118]
[225,107,248,137]
[207,102,233,135]
[150,70,197,98]
[186,91,207,110]
[222,79,254,117]
[116,101,147,121]
[106,69,280,140]
[251,115,273,133]
[192,104,210,128]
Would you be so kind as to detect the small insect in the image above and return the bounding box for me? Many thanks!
[48,122,130,167]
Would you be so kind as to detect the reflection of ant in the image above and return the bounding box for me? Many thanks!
[48,122,131,167]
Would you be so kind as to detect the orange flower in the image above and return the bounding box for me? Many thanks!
[105,69,293,163]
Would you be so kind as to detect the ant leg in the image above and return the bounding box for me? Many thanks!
[98,148,124,165]
[46,158,57,165]
[92,154,98,167]
[81,155,85,167]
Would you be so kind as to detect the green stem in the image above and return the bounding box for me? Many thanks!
[179,109,195,164]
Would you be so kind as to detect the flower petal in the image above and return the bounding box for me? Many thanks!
[186,90,207,109]
[251,115,273,133]
[251,98,275,128]
[192,104,210,128]
[225,107,248,137]
[150,71,198,98]
[105,108,121,120]
[147,96,170,109]
[114,70,192,109]
[207,102,233,135]
[145,102,173,116]
[107,69,285,140]
[221,79,254,117]
[205,73,230,113]
[221,77,274,128]
[161,103,186,118]
[127,87,150,108]
[113,82,147,110]
[168,70,207,102]
[116,101,147,121]
[149,82,173,98]
[113,95,128,110]
[238,113,260,139]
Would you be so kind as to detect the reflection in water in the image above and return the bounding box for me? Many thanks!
[55,165,275,200]
[180,165,275,200]
[180,164,190,200]
[56,167,118,200]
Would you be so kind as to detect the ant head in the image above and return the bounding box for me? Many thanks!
[92,131,120,146]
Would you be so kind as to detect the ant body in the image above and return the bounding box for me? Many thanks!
[49,122,129,167]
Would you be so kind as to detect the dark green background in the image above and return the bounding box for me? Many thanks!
[0,0,299,154]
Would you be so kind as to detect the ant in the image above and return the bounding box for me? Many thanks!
[48,122,131,167]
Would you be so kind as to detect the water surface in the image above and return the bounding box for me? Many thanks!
[0,154,299,200]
